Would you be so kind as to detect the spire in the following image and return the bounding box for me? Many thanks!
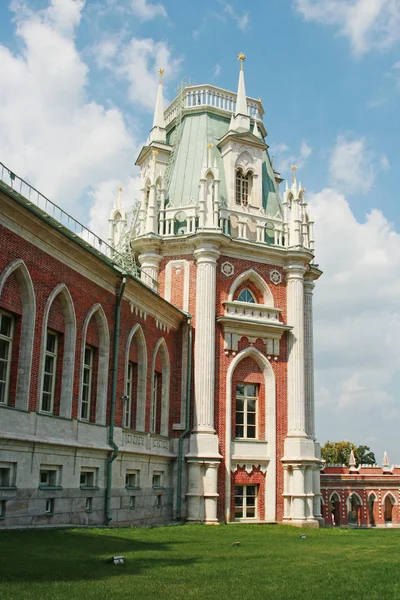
[230,53,250,133]
[150,68,166,143]
[235,53,247,116]
[253,119,261,138]
[383,451,389,468]
[349,449,356,468]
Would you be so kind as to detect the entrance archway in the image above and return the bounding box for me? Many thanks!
[329,493,341,526]
[348,493,362,526]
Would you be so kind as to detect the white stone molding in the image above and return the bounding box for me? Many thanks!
[79,303,110,426]
[193,244,220,432]
[285,264,307,436]
[37,283,76,419]
[129,300,147,321]
[151,338,170,437]
[304,276,315,439]
[270,269,282,285]
[221,261,234,277]
[224,346,276,523]
[381,491,398,506]
[125,324,147,432]
[164,259,190,312]
[0,258,36,410]
[231,463,268,474]
[228,268,274,305]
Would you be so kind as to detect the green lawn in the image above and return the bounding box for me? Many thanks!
[1,524,400,600]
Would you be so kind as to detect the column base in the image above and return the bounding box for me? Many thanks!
[282,518,320,528]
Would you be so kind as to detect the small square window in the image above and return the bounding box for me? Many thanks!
[126,470,140,489]
[130,496,136,510]
[45,498,54,515]
[86,497,93,513]
[156,495,162,508]
[80,471,95,488]
[39,468,59,488]
[152,472,163,488]
[0,500,6,519]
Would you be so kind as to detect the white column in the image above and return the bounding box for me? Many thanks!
[313,467,324,523]
[146,184,157,234]
[186,460,202,522]
[304,276,315,439]
[286,264,307,436]
[305,467,314,520]
[138,252,161,291]
[193,245,220,431]
[203,462,219,524]
[292,466,306,521]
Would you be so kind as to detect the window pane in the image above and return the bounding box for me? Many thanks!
[246,507,255,518]
[236,398,244,411]
[84,347,92,366]
[236,426,244,438]
[247,426,256,439]
[0,314,12,337]
[41,393,51,412]
[247,412,256,425]
[0,382,5,404]
[247,486,256,496]
[0,360,7,380]
[44,355,54,374]
[246,385,257,397]
[236,412,244,424]
[0,339,9,360]
[46,332,56,353]
[234,486,244,497]
[43,373,52,393]
[236,384,245,397]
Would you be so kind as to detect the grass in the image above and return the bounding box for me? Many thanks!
[1,524,400,600]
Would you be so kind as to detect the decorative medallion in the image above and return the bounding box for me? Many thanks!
[221,262,234,277]
[270,269,282,285]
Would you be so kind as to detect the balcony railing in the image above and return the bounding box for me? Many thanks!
[223,301,282,323]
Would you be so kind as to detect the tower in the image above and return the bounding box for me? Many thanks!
[132,56,323,526]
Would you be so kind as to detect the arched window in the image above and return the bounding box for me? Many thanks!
[151,339,170,436]
[235,169,252,206]
[237,289,255,303]
[124,324,147,432]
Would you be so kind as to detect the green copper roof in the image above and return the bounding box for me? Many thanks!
[166,111,282,217]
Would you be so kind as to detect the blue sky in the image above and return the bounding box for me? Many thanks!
[1,0,400,464]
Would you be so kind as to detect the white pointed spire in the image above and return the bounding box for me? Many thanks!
[349,449,356,468]
[383,451,389,468]
[230,53,250,133]
[253,119,260,138]
[150,68,166,143]
[235,53,247,116]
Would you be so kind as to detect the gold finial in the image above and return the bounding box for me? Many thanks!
[291,165,297,170]
[301,187,306,193]
[238,52,246,62]
[152,149,159,162]
[208,143,214,149]
[158,68,164,81]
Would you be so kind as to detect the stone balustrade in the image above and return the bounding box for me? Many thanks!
[223,300,281,323]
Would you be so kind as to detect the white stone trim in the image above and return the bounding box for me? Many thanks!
[0,259,36,410]
[381,491,398,506]
[151,338,170,437]
[124,324,147,432]
[225,346,276,522]
[37,284,76,419]
[228,268,274,306]
[79,304,110,426]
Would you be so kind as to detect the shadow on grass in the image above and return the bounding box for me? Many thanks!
[0,528,196,584]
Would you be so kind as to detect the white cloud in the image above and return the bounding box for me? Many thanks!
[387,60,400,87]
[329,135,390,194]
[294,0,400,56]
[219,1,250,31]
[270,140,312,176]
[213,63,222,78]
[129,0,167,21]
[0,0,138,225]
[118,38,182,111]
[310,188,400,442]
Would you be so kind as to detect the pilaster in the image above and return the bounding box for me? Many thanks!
[304,275,315,439]
[138,248,161,291]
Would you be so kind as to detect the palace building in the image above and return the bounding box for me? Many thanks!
[0,57,324,528]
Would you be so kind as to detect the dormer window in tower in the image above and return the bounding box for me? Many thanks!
[235,168,253,206]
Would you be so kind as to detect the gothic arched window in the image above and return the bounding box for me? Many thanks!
[237,288,255,303]
[235,169,252,206]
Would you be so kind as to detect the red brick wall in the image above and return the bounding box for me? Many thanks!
[0,224,183,434]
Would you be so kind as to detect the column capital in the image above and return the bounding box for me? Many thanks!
[284,263,307,280]
[303,275,315,294]
[138,252,162,268]
[194,244,220,264]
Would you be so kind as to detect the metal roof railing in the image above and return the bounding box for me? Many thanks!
[0,161,158,291]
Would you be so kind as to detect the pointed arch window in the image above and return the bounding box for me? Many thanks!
[0,311,14,405]
[235,169,253,206]
[237,289,255,303]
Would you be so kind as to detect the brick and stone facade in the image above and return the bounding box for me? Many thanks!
[321,466,400,528]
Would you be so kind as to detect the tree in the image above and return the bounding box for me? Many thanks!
[321,441,376,467]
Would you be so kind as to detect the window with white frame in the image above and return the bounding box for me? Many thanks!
[235,383,258,439]
[39,467,61,488]
[41,330,58,413]
[124,362,134,429]
[85,497,93,512]
[125,470,140,489]
[0,500,6,519]
[0,311,14,405]
[130,496,136,510]
[235,169,252,206]
[237,288,256,303]
[81,346,93,420]
[151,372,160,433]
[80,469,97,488]
[234,485,257,519]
